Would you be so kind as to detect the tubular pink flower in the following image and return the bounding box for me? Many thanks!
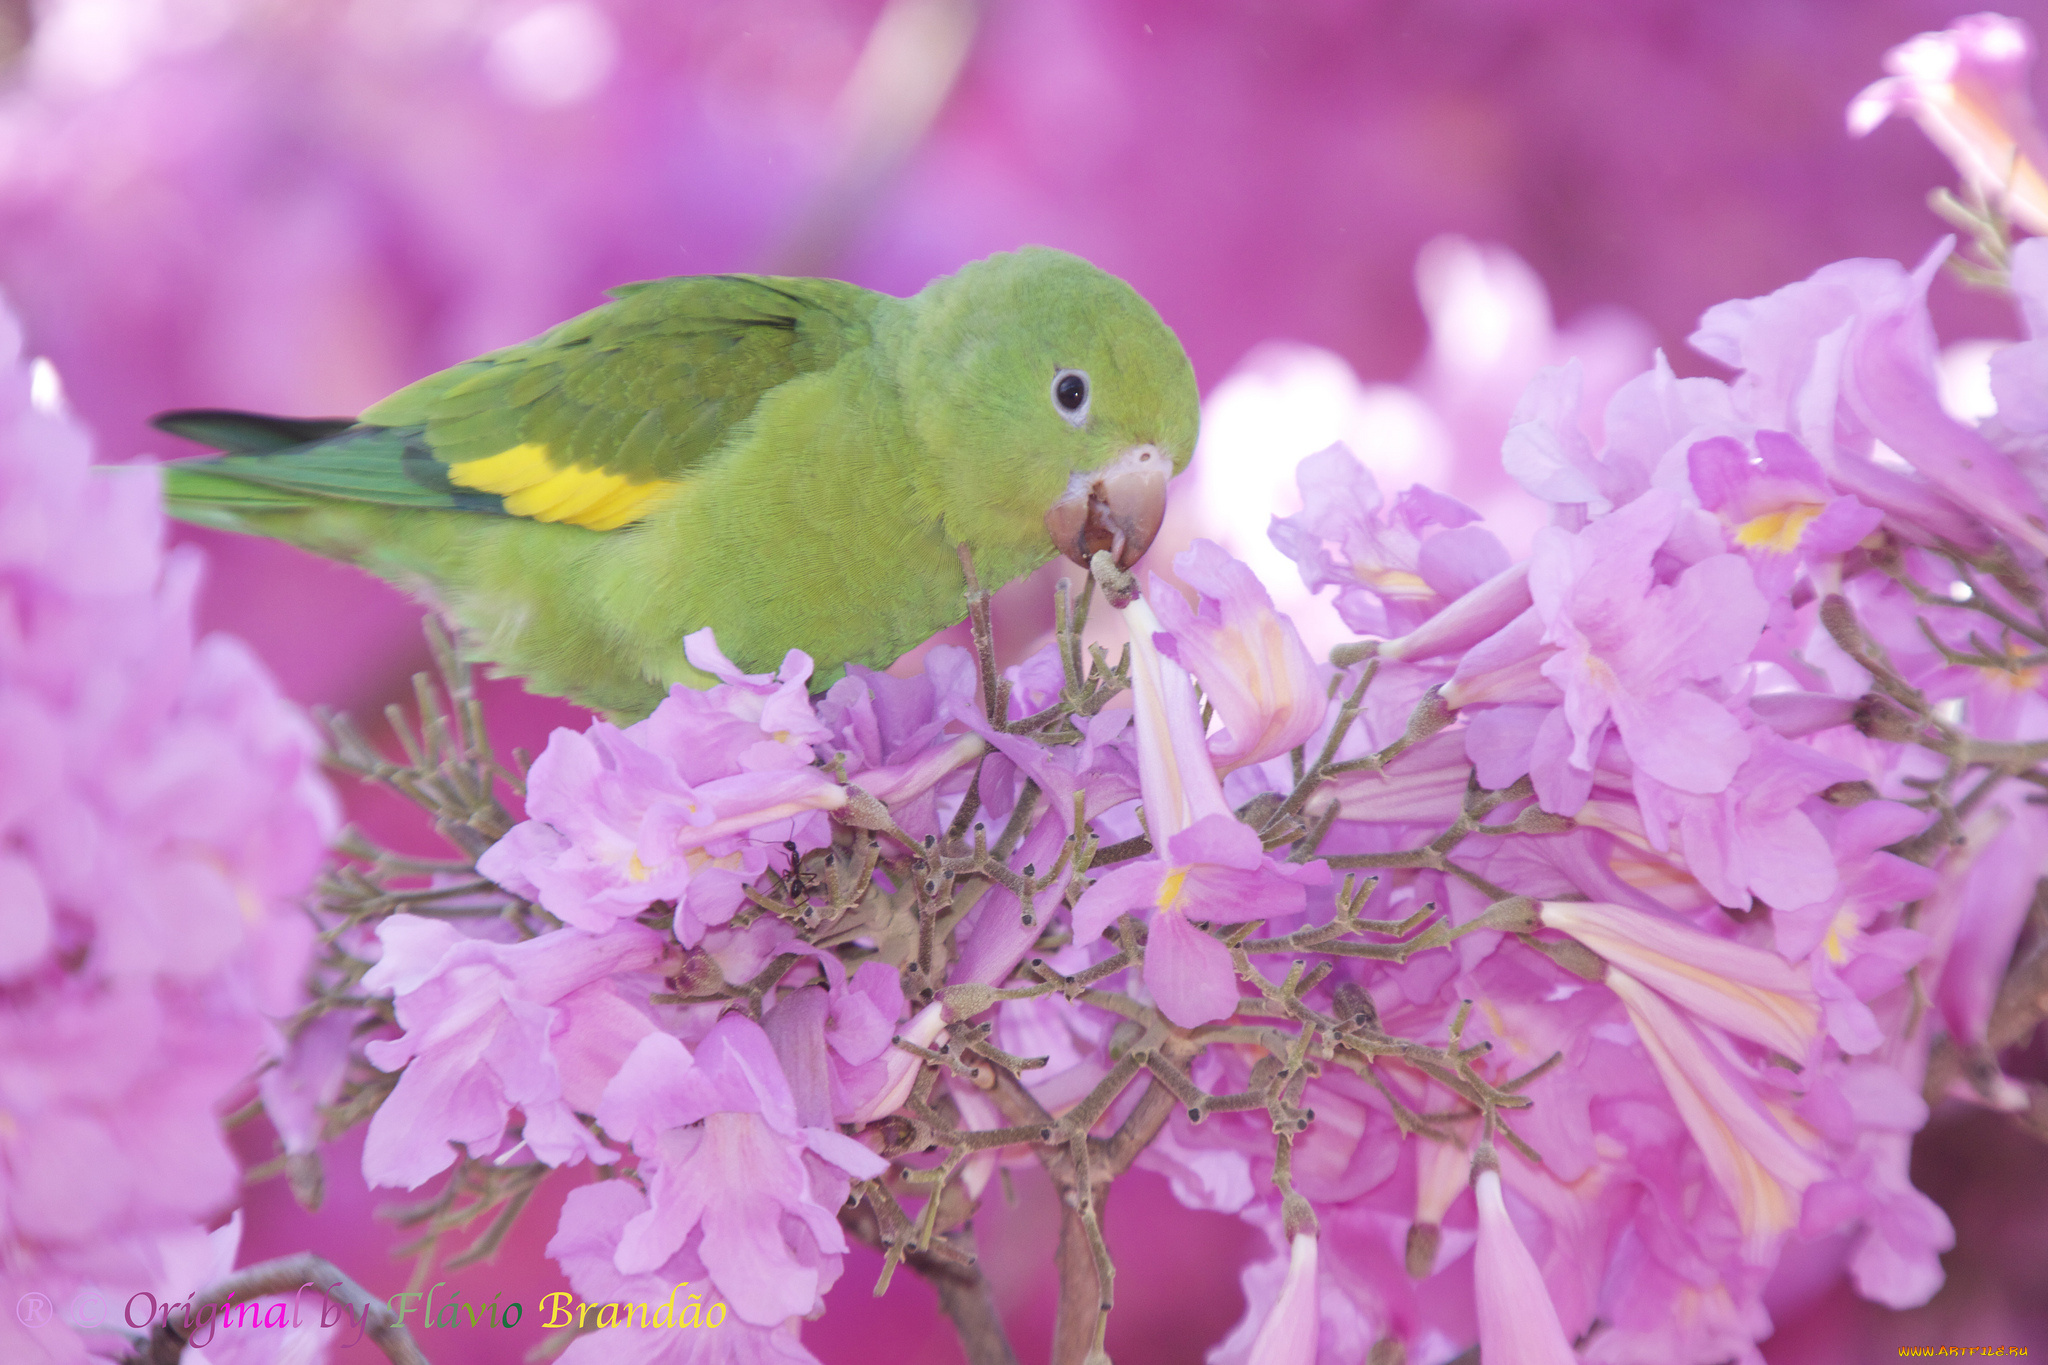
[1323,729,1471,824]
[1606,970,1829,1259]
[1122,596,1234,841]
[1850,12,2048,235]
[761,963,911,1126]
[1150,540,1326,772]
[1442,606,1559,710]
[855,732,986,806]
[1378,560,1533,663]
[1473,1166,1578,1365]
[1415,1132,1469,1227]
[1404,1125,1470,1278]
[659,770,850,849]
[1245,1231,1319,1365]
[1072,598,1326,1027]
[844,1000,945,1123]
[1540,901,1819,1059]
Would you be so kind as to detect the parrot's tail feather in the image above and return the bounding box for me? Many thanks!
[152,408,358,455]
[161,465,321,532]
[155,420,507,514]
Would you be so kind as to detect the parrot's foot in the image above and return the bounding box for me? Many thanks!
[953,544,1131,743]
[957,544,1012,727]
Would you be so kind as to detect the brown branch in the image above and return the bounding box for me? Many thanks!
[920,1229,1021,1365]
[843,1201,1018,1365]
[1052,1183,1112,1365]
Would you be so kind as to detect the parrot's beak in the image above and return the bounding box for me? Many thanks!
[1045,445,1170,570]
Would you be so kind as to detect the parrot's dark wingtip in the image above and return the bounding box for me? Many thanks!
[150,408,359,456]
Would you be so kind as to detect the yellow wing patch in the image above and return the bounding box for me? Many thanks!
[448,442,676,531]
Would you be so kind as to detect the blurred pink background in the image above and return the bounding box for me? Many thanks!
[4,0,2045,1359]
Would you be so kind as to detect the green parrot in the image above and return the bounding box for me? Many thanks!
[158,248,1200,718]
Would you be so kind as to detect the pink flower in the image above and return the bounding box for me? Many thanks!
[1323,728,1472,825]
[1532,492,1764,792]
[845,1000,946,1123]
[1449,489,1767,810]
[1371,561,1533,666]
[594,1015,888,1325]
[549,1181,821,1364]
[1500,360,1645,518]
[950,815,1078,990]
[758,960,908,1125]
[1243,1231,1320,1365]
[0,304,331,1286]
[1541,900,1820,1060]
[1604,970,1829,1259]
[1,986,261,1248]
[1270,444,1511,640]
[1687,431,1884,604]
[654,631,835,777]
[1850,12,2048,235]
[1150,540,1327,772]
[817,645,986,819]
[1918,802,2048,1056]
[257,1009,359,1159]
[1988,235,2048,442]
[1627,729,1859,920]
[361,915,667,1188]
[1473,1163,1579,1365]
[1075,811,1326,1028]
[1071,597,1326,1028]
[1771,801,1936,1054]
[1798,1062,1955,1309]
[1692,242,2048,557]
[479,688,850,944]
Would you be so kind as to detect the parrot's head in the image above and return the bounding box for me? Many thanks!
[898,248,1199,577]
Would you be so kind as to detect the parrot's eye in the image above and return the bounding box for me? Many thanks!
[1051,369,1090,426]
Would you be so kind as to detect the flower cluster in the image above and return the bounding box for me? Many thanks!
[295,213,2048,1365]
[0,301,336,1364]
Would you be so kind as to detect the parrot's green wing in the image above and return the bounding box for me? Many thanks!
[161,274,880,532]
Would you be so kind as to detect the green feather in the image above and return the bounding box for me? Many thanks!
[361,272,877,478]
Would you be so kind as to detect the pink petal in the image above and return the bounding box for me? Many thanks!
[1474,1168,1578,1365]
[1143,911,1241,1028]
